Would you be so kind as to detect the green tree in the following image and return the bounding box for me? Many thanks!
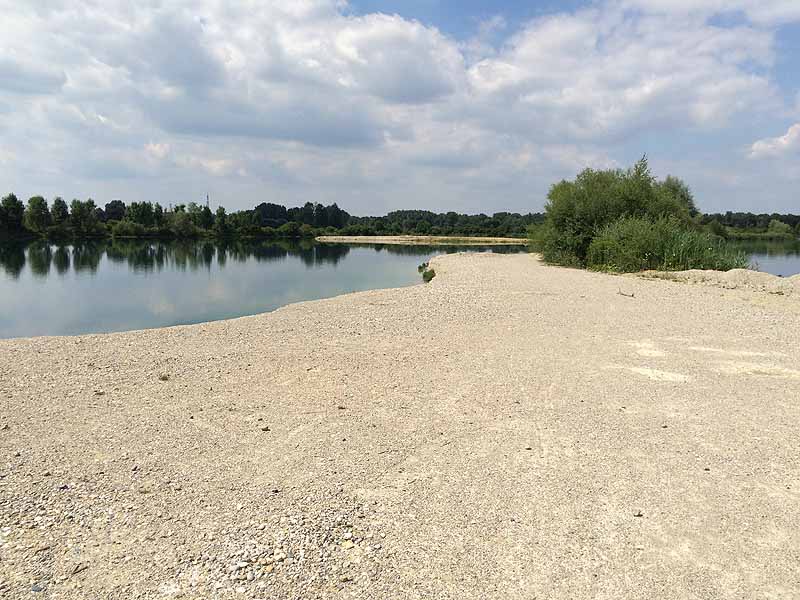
[186,202,203,227]
[24,196,52,233]
[657,175,698,216]
[199,205,214,229]
[1,193,25,233]
[127,202,154,227]
[70,199,99,235]
[767,219,792,237]
[213,206,229,236]
[104,200,127,222]
[51,197,69,225]
[153,203,165,227]
[169,211,199,238]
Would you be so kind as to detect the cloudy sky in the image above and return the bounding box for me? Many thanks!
[1,1,799,215]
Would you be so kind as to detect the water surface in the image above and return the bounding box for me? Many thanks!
[730,239,800,278]
[2,238,797,339]
[0,239,523,339]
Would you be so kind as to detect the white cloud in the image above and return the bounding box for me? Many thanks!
[0,0,797,213]
[466,7,777,140]
[749,124,800,158]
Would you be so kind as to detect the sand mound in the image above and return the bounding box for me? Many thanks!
[640,268,800,295]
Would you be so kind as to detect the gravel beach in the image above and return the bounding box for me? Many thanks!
[1,253,799,599]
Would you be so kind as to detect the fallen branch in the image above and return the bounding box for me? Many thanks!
[618,289,635,298]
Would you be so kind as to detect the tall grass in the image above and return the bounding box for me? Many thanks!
[586,217,749,272]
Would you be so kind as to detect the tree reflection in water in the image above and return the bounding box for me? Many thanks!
[0,239,359,279]
[0,238,535,280]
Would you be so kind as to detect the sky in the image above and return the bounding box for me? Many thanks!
[0,1,799,216]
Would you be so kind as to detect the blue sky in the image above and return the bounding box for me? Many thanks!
[0,0,799,215]
[350,0,587,36]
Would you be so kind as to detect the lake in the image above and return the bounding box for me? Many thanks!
[0,239,524,339]
[729,239,800,278]
[1,238,798,339]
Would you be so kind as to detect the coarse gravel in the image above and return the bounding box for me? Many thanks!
[1,252,799,599]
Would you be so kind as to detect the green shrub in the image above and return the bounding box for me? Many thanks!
[767,219,793,237]
[111,220,149,237]
[422,268,436,283]
[542,157,693,266]
[705,219,728,239]
[169,212,200,238]
[526,223,546,251]
[586,216,748,273]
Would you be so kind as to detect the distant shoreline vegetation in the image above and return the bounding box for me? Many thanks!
[0,196,545,242]
[1,179,797,271]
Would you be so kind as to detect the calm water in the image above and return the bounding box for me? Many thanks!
[0,239,524,339]
[730,240,800,278]
[1,239,797,339]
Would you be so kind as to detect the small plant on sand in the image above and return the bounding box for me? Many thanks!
[422,268,436,283]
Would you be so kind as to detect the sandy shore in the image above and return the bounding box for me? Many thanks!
[316,235,529,245]
[1,253,799,599]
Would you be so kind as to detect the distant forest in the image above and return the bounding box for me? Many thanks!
[0,194,544,241]
[0,192,797,242]
[700,212,800,239]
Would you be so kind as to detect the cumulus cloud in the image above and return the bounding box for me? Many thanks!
[0,0,798,212]
[749,124,800,158]
[466,7,777,141]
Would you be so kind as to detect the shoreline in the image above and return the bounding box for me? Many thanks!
[316,235,529,245]
[2,253,799,598]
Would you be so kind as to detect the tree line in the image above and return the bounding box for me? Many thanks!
[0,194,356,240]
[2,190,796,244]
[700,212,800,239]
[347,210,544,237]
[0,193,544,241]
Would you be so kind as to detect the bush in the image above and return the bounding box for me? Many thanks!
[169,212,200,238]
[111,221,147,237]
[586,216,748,273]
[767,219,793,237]
[422,268,436,283]
[526,223,546,248]
[542,157,693,266]
[278,222,301,238]
[705,219,728,239]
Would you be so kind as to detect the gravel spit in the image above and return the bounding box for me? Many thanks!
[1,253,798,599]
